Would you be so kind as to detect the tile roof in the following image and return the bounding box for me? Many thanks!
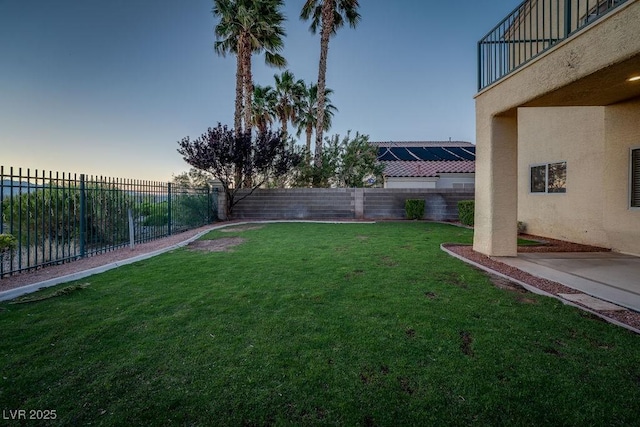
[383,161,475,177]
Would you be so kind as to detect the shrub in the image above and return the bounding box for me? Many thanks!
[518,221,527,234]
[458,200,475,226]
[405,199,425,220]
[142,213,168,227]
[0,234,17,252]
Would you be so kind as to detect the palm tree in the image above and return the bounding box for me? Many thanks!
[252,84,277,134]
[300,0,360,168]
[213,0,287,134]
[273,70,305,138]
[295,83,337,165]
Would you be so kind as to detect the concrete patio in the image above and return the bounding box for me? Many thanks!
[495,252,640,312]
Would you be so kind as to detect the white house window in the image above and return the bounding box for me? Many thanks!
[632,149,640,208]
[530,162,567,194]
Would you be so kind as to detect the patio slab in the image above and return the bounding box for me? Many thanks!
[495,252,640,312]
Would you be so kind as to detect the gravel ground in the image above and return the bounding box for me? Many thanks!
[2,222,638,333]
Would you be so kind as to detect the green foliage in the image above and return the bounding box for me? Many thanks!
[173,194,215,228]
[405,199,425,220]
[1,184,133,246]
[458,200,475,226]
[142,213,168,227]
[0,233,17,252]
[2,187,80,244]
[294,131,384,188]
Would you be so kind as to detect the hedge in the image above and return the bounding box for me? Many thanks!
[457,200,475,226]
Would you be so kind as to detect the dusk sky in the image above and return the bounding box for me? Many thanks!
[0,0,521,181]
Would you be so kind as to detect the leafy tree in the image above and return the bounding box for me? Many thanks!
[177,124,301,218]
[251,84,277,134]
[301,0,360,168]
[293,131,382,188]
[213,0,287,134]
[273,70,305,138]
[295,83,337,165]
[172,168,215,190]
[335,131,384,188]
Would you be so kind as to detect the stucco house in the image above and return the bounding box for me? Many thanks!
[474,0,640,257]
[373,141,476,189]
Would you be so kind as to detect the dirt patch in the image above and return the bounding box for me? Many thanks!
[460,330,474,357]
[187,237,245,252]
[424,291,438,300]
[489,274,526,293]
[218,225,264,233]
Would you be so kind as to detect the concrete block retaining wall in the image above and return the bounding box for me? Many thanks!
[222,188,474,221]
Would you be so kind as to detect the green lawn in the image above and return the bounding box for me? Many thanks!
[1,222,639,426]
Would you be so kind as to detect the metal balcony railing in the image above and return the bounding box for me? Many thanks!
[478,0,629,91]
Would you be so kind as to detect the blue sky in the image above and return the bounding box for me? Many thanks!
[0,0,521,181]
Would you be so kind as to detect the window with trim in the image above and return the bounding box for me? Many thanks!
[632,149,640,208]
[530,162,566,194]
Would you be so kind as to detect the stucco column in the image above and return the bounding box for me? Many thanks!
[473,111,518,256]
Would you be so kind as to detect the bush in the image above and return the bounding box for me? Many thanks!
[458,200,475,226]
[142,213,168,227]
[405,199,425,220]
[0,234,17,252]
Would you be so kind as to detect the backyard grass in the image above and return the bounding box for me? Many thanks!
[1,222,639,426]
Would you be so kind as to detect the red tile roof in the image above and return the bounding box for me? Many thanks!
[383,161,475,177]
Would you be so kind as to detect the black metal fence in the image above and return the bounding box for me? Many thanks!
[0,166,217,277]
[478,0,628,90]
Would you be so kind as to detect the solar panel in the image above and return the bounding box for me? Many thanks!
[445,147,476,160]
[377,145,476,161]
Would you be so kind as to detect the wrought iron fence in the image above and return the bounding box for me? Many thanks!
[0,166,217,277]
[478,0,629,90]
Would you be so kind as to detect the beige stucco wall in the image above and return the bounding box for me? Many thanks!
[517,107,609,246]
[474,0,640,256]
[603,98,640,255]
[517,101,640,255]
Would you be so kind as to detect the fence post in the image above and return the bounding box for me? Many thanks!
[79,174,86,258]
[212,187,217,222]
[167,182,172,236]
[564,0,572,37]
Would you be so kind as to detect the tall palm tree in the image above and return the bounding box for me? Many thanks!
[300,0,360,168]
[213,0,287,135]
[295,83,337,165]
[273,70,305,138]
[252,84,277,134]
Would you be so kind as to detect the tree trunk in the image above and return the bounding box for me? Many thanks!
[314,0,334,171]
[234,33,245,135]
[280,113,288,139]
[242,33,253,137]
[305,123,313,166]
[242,41,253,188]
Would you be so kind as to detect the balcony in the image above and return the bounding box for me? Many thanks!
[478,0,629,91]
